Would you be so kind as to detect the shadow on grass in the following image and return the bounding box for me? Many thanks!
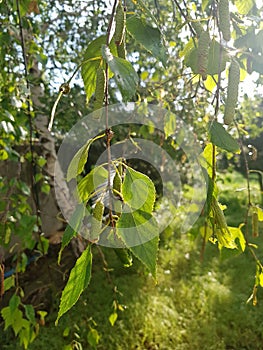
[1,235,263,350]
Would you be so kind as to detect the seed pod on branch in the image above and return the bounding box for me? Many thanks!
[90,200,104,241]
[197,30,210,80]
[113,170,122,195]
[114,1,125,46]
[224,59,240,125]
[93,67,106,118]
[191,21,204,38]
[218,0,231,42]
[211,196,228,231]
[117,39,126,59]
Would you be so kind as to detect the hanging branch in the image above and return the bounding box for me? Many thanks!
[104,0,119,228]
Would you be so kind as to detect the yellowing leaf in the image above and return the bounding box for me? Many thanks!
[108,312,118,326]
[235,0,254,15]
[204,75,217,92]
[256,207,263,221]
[259,273,263,287]
[199,143,218,178]
[228,226,246,252]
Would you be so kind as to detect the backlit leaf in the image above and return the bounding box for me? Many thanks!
[108,312,118,326]
[164,111,176,138]
[81,36,117,102]
[77,165,108,202]
[3,276,15,293]
[56,245,92,324]
[1,307,24,335]
[122,167,155,213]
[58,204,86,264]
[117,207,159,279]
[184,39,227,76]
[235,0,254,15]
[209,121,240,153]
[126,16,167,67]
[102,45,138,101]
[67,134,105,182]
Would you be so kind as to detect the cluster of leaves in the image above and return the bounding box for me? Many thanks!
[1,273,47,349]
[1,0,263,348]
[53,0,263,325]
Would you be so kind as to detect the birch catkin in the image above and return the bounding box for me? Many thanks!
[115,1,125,45]
[93,67,106,115]
[218,0,231,42]
[197,31,210,80]
[224,60,240,125]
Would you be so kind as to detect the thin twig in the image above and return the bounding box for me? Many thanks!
[105,0,119,227]
[172,0,196,37]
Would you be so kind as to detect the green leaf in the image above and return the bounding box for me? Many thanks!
[87,328,100,346]
[215,228,237,250]
[9,294,20,313]
[117,167,158,278]
[130,0,159,28]
[81,59,101,103]
[199,142,218,178]
[130,235,159,280]
[81,36,117,102]
[114,248,133,267]
[235,0,254,15]
[108,312,118,326]
[209,121,240,153]
[56,245,92,325]
[102,45,138,101]
[58,204,86,264]
[207,39,228,75]
[116,208,159,279]
[37,235,49,255]
[0,149,8,160]
[77,165,108,202]
[122,167,156,213]
[41,182,50,194]
[17,0,32,17]
[228,226,246,252]
[1,307,24,335]
[126,16,167,67]
[67,134,105,181]
[184,39,227,76]
[164,111,176,138]
[24,304,36,325]
[257,207,263,221]
[3,275,15,292]
[202,0,209,11]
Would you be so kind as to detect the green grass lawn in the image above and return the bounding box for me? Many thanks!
[1,171,263,350]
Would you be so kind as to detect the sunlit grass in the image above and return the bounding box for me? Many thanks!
[1,171,263,350]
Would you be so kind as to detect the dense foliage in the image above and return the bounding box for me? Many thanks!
[0,0,263,348]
